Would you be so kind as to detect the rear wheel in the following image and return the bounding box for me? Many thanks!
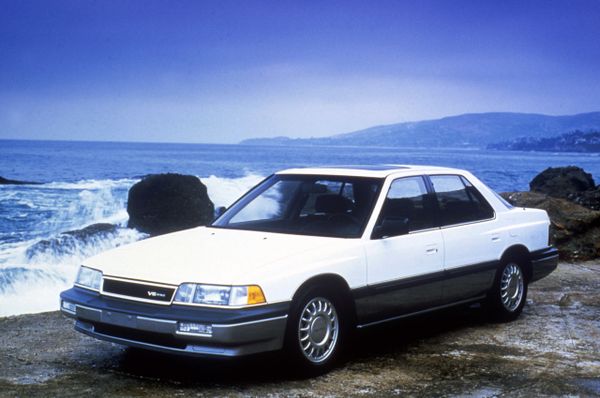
[284,286,348,375]
[487,260,528,321]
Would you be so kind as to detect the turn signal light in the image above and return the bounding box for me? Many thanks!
[247,285,266,305]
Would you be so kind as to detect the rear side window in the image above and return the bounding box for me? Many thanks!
[430,175,494,226]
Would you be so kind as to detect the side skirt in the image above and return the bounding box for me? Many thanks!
[355,295,487,329]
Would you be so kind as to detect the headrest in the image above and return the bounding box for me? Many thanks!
[384,198,414,217]
[315,194,351,214]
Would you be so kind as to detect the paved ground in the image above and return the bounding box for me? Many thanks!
[1,261,599,397]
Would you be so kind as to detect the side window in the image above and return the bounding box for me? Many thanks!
[430,175,494,226]
[377,176,435,235]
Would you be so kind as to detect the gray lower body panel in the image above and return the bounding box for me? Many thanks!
[530,247,559,283]
[73,317,287,357]
[61,299,288,357]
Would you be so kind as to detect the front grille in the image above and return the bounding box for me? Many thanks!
[102,278,175,303]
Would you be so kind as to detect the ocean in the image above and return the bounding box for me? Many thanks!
[1,139,599,317]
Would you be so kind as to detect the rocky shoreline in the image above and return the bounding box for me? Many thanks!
[501,166,600,261]
[1,260,599,397]
[1,167,600,396]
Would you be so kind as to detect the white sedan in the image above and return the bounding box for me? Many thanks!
[60,165,558,374]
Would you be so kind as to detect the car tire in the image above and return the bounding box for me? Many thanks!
[487,259,528,322]
[284,285,348,376]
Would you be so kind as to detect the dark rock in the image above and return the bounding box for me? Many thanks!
[568,189,600,211]
[0,176,41,185]
[62,223,118,239]
[529,166,595,197]
[26,223,119,261]
[501,191,600,261]
[127,174,214,236]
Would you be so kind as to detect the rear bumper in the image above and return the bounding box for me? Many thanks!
[60,287,290,357]
[530,246,559,283]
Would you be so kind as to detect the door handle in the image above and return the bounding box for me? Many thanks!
[491,233,501,242]
[426,247,438,254]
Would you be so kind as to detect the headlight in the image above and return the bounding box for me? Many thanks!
[75,266,103,291]
[173,284,266,306]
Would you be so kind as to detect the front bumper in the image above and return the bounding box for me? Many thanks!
[530,246,559,283]
[60,287,290,357]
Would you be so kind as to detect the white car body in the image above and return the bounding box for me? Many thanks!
[61,165,558,363]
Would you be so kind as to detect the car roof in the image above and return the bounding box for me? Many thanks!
[276,165,468,178]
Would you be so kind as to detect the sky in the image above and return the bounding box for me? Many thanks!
[1,0,599,144]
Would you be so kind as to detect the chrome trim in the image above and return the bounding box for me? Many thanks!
[175,330,213,338]
[100,276,177,305]
[212,315,288,328]
[137,316,176,324]
[77,304,102,314]
[171,300,270,309]
[408,227,441,234]
[103,275,178,289]
[438,215,496,229]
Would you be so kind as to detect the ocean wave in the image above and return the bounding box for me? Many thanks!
[42,178,138,190]
[0,174,264,317]
[0,226,146,317]
[16,199,36,209]
[0,267,66,295]
[25,224,145,265]
[202,173,265,208]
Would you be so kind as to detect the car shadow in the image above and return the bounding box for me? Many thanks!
[109,303,489,385]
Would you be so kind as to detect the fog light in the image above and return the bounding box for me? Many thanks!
[177,322,213,336]
[62,300,76,314]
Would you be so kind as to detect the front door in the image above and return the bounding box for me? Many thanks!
[358,176,444,324]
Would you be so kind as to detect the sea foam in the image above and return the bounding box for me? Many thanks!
[0,174,264,316]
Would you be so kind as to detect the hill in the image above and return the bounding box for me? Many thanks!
[240,112,600,148]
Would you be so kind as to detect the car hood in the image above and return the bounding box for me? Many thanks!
[84,227,340,286]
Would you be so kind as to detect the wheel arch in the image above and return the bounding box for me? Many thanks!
[500,244,532,282]
[291,273,357,325]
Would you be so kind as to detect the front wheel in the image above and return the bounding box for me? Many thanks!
[487,260,528,322]
[284,286,348,375]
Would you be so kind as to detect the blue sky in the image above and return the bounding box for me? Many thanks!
[1,0,599,143]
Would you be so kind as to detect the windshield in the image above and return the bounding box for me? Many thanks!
[212,174,383,238]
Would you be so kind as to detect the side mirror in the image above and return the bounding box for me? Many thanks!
[372,217,409,239]
[214,206,227,220]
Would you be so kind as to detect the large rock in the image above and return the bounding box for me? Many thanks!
[529,166,595,197]
[127,174,214,236]
[0,176,41,185]
[26,223,119,261]
[501,191,600,261]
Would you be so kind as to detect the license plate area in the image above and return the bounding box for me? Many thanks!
[101,310,137,328]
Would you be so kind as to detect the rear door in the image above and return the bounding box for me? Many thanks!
[427,174,500,302]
